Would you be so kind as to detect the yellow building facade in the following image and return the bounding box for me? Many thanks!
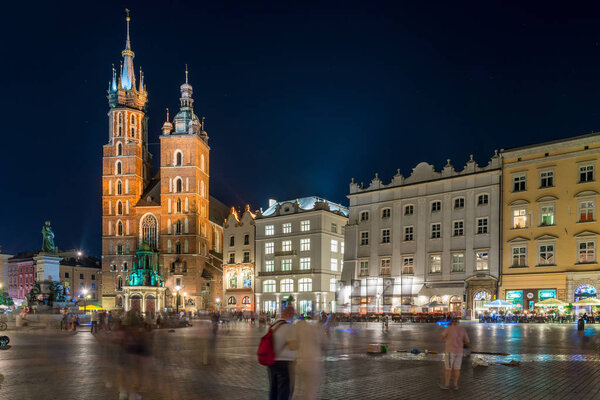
[500,133,600,310]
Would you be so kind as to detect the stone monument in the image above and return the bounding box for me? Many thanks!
[29,221,66,310]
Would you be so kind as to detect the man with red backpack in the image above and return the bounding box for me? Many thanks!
[258,305,297,400]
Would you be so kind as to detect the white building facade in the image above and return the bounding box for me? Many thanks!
[340,155,501,317]
[255,197,348,316]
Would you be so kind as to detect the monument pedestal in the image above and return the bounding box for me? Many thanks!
[34,253,62,282]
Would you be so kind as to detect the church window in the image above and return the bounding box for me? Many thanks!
[176,241,182,254]
[141,214,158,248]
[116,277,123,290]
[176,198,182,213]
[117,180,122,195]
[175,220,182,234]
[118,113,123,136]
[200,181,205,198]
[116,201,123,215]
[200,154,205,172]
[116,161,122,175]
[116,243,123,255]
[175,178,183,193]
[117,142,123,156]
[175,150,183,166]
[117,221,123,236]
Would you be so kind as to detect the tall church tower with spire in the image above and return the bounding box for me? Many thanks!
[101,12,225,312]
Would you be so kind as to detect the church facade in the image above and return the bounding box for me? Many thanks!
[101,13,225,313]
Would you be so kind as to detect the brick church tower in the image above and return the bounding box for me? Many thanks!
[101,12,224,312]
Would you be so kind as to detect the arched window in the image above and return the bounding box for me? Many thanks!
[174,150,183,166]
[175,241,181,254]
[299,278,312,292]
[200,181,205,198]
[263,280,276,293]
[176,198,182,213]
[175,220,182,234]
[117,180,122,195]
[116,243,123,255]
[130,115,136,137]
[116,201,123,215]
[175,178,183,193]
[242,296,251,305]
[141,214,158,248]
[200,154,205,171]
[118,113,123,136]
[117,221,123,236]
[281,279,294,292]
[228,296,237,305]
[117,276,123,290]
[116,142,123,156]
[116,161,122,175]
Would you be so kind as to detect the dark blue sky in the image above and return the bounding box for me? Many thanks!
[2,1,600,256]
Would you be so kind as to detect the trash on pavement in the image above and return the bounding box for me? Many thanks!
[472,356,489,368]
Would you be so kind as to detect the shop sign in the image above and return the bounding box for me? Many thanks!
[526,293,534,299]
[539,290,556,299]
[506,290,523,300]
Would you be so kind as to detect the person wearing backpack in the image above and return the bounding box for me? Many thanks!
[259,305,297,400]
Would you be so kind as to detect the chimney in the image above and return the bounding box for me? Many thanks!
[268,199,277,207]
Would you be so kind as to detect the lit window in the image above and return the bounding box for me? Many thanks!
[359,260,369,276]
[300,238,310,251]
[299,278,312,292]
[454,198,465,209]
[301,220,310,231]
[477,218,488,234]
[341,242,344,254]
[579,165,594,183]
[281,259,292,271]
[452,253,464,272]
[540,171,554,188]
[429,255,441,273]
[330,278,337,292]
[477,194,489,206]
[404,226,414,241]
[300,257,311,270]
[476,251,489,271]
[331,240,339,252]
[243,251,250,263]
[513,208,527,229]
[282,223,292,234]
[540,205,555,226]
[282,241,292,252]
[263,280,276,293]
[360,211,369,221]
[380,258,391,276]
[431,223,441,239]
[579,200,595,222]
[381,208,391,218]
[331,258,338,271]
[512,246,527,267]
[265,225,274,236]
[265,242,274,254]
[265,260,274,272]
[453,221,464,237]
[513,174,526,192]
[381,229,391,243]
[360,231,369,245]
[538,244,555,265]
[578,240,596,263]
[431,201,441,212]
[402,257,414,274]
[280,279,294,293]
[404,205,414,215]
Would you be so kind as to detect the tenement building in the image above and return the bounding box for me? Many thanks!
[340,155,501,317]
[101,13,225,313]
[254,197,348,315]
[222,205,256,311]
[499,133,600,308]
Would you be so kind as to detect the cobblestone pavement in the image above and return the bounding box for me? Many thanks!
[2,321,600,399]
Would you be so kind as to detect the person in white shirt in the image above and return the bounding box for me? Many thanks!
[269,306,297,400]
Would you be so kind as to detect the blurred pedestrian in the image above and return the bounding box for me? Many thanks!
[268,306,297,400]
[90,311,98,333]
[440,318,469,390]
[293,318,327,400]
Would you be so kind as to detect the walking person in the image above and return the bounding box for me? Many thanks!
[293,317,327,400]
[440,318,469,390]
[268,306,297,400]
[90,311,98,333]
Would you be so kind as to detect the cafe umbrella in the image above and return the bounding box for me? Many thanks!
[484,299,513,308]
[534,298,567,307]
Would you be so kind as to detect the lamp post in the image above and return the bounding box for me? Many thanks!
[82,289,88,314]
[175,285,181,314]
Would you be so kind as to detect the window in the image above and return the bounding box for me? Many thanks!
[452,253,465,272]
[477,218,488,234]
[513,174,526,192]
[360,211,369,221]
[265,242,274,254]
[404,205,414,215]
[281,279,294,292]
[175,151,183,166]
[477,194,489,206]
[116,161,122,175]
[512,246,527,267]
[282,223,292,234]
[380,258,391,276]
[141,214,158,249]
[91,283,96,289]
[230,236,235,246]
[540,204,555,226]
[579,200,595,222]
[331,240,339,252]
[331,223,338,233]
[243,251,250,263]
[265,260,274,272]
[282,241,292,252]
[116,201,123,215]
[242,296,251,305]
[381,229,391,243]
[265,225,274,236]
[281,259,292,271]
[176,198,182,213]
[579,164,594,183]
[300,257,311,270]
[341,242,344,254]
[117,277,123,290]
[175,241,181,254]
[227,296,236,305]
[431,223,441,239]
[331,258,338,271]
[429,255,441,273]
[116,142,123,156]
[116,180,122,195]
[538,244,555,265]
[330,278,337,292]
[402,257,414,274]
[359,260,369,276]
[360,231,369,245]
[476,251,489,271]
[513,208,527,229]
[300,238,310,251]
[263,300,276,313]
[453,221,464,236]
[540,170,554,188]
[263,280,276,293]
[244,234,249,245]
[431,201,441,212]
[79,273,84,280]
[578,240,596,263]
[404,226,414,241]
[91,275,95,281]
[175,178,183,193]
[175,220,182,234]
[301,220,310,231]
[117,221,123,236]
[454,198,465,209]
[65,272,69,278]
[228,253,235,264]
[299,278,312,292]
[381,208,391,218]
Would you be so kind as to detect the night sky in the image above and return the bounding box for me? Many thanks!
[2,1,600,257]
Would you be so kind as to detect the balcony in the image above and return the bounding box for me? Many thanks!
[274,250,297,257]
[258,268,315,277]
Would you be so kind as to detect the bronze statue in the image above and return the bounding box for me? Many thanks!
[41,221,55,253]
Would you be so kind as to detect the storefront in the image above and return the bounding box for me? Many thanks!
[506,289,556,311]
[473,291,492,316]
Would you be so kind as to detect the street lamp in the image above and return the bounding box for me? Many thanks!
[82,289,89,314]
[175,285,181,314]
